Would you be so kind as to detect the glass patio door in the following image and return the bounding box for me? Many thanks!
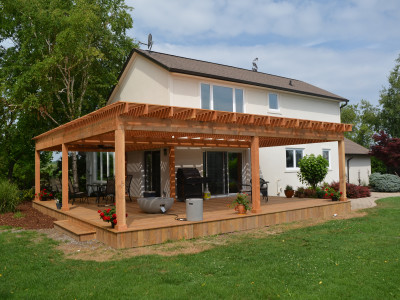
[204,151,242,195]
[144,150,161,196]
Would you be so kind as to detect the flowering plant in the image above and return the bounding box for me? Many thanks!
[230,192,251,211]
[98,205,128,227]
[323,187,342,201]
[35,189,53,200]
[54,192,62,204]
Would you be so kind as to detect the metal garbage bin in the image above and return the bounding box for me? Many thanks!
[186,198,203,221]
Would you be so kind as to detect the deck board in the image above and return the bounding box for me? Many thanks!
[34,196,351,248]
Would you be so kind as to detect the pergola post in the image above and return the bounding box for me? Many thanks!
[115,128,127,230]
[169,147,176,200]
[251,136,261,213]
[338,139,347,201]
[61,143,69,211]
[35,148,40,201]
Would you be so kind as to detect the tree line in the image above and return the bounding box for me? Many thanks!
[0,0,136,189]
[341,54,400,175]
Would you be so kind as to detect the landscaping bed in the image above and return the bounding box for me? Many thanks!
[0,201,56,229]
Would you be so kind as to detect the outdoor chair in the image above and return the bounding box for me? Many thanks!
[49,177,62,194]
[98,177,115,204]
[241,178,269,202]
[68,178,89,205]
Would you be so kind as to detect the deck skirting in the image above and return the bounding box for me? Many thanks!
[34,200,350,249]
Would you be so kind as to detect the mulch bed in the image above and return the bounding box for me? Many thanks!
[0,201,56,229]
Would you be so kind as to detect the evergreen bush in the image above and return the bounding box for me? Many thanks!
[297,154,329,190]
[369,173,400,192]
[0,180,21,213]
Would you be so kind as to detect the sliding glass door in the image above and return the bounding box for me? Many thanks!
[204,151,242,195]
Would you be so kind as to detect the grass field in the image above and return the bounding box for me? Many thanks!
[1,197,399,299]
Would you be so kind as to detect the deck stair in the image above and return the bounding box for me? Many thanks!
[54,220,96,242]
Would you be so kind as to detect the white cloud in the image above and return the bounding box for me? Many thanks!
[126,0,400,105]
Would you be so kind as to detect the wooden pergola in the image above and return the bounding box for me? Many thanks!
[34,101,352,231]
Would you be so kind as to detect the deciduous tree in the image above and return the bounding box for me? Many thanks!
[370,131,400,175]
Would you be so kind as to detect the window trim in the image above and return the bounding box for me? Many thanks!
[200,82,244,113]
[268,92,280,113]
[322,149,331,169]
[285,148,304,171]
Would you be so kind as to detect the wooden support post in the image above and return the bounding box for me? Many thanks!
[115,128,127,230]
[251,136,261,213]
[35,148,40,201]
[61,143,69,211]
[169,147,176,200]
[338,139,347,201]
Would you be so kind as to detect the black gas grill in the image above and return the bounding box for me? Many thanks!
[176,168,206,201]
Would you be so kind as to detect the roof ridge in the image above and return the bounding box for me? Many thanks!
[137,48,301,82]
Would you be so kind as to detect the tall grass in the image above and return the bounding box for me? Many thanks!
[0,179,21,213]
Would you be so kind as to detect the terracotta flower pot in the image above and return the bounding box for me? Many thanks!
[284,190,294,198]
[237,204,247,214]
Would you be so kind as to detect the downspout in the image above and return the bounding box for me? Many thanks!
[340,99,349,110]
[347,156,353,183]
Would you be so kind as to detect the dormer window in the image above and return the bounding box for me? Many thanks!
[201,83,243,113]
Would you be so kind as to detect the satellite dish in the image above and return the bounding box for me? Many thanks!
[147,34,153,51]
[252,58,258,72]
[138,33,154,51]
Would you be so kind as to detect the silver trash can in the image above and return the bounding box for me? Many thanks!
[186,198,203,221]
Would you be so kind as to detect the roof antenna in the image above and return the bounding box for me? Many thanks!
[252,58,258,72]
[139,33,153,51]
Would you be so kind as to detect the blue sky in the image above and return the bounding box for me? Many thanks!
[126,0,400,106]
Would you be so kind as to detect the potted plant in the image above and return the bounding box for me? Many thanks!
[295,187,305,198]
[230,192,251,214]
[284,185,294,198]
[98,205,129,228]
[35,189,53,201]
[323,187,342,201]
[54,192,62,209]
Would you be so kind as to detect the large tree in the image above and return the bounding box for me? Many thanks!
[341,99,380,148]
[370,131,400,175]
[0,0,136,186]
[379,54,400,138]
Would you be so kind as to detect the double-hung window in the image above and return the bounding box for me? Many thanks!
[201,83,243,113]
[322,149,331,168]
[286,149,303,169]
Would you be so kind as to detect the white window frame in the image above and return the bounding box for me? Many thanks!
[93,152,115,183]
[285,148,304,171]
[268,93,280,113]
[200,83,244,113]
[322,149,331,169]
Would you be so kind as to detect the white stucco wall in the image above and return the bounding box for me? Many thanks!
[260,142,339,196]
[109,55,170,105]
[345,155,371,185]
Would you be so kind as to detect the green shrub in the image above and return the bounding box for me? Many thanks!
[20,188,35,201]
[0,180,21,213]
[369,173,400,192]
[297,154,329,190]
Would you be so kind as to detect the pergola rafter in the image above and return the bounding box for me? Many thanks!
[33,101,352,231]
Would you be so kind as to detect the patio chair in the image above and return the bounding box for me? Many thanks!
[126,174,133,202]
[241,178,269,202]
[68,178,89,205]
[49,177,62,194]
[99,177,115,204]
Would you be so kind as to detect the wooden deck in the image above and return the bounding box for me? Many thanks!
[33,196,351,249]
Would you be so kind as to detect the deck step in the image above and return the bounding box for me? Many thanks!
[54,220,96,242]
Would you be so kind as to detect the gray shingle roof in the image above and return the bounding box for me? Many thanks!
[345,138,370,155]
[129,49,348,102]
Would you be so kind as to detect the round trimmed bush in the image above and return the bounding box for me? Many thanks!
[369,173,400,192]
[0,179,21,213]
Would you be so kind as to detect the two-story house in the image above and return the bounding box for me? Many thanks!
[85,49,349,198]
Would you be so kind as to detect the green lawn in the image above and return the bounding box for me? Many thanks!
[1,198,399,299]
